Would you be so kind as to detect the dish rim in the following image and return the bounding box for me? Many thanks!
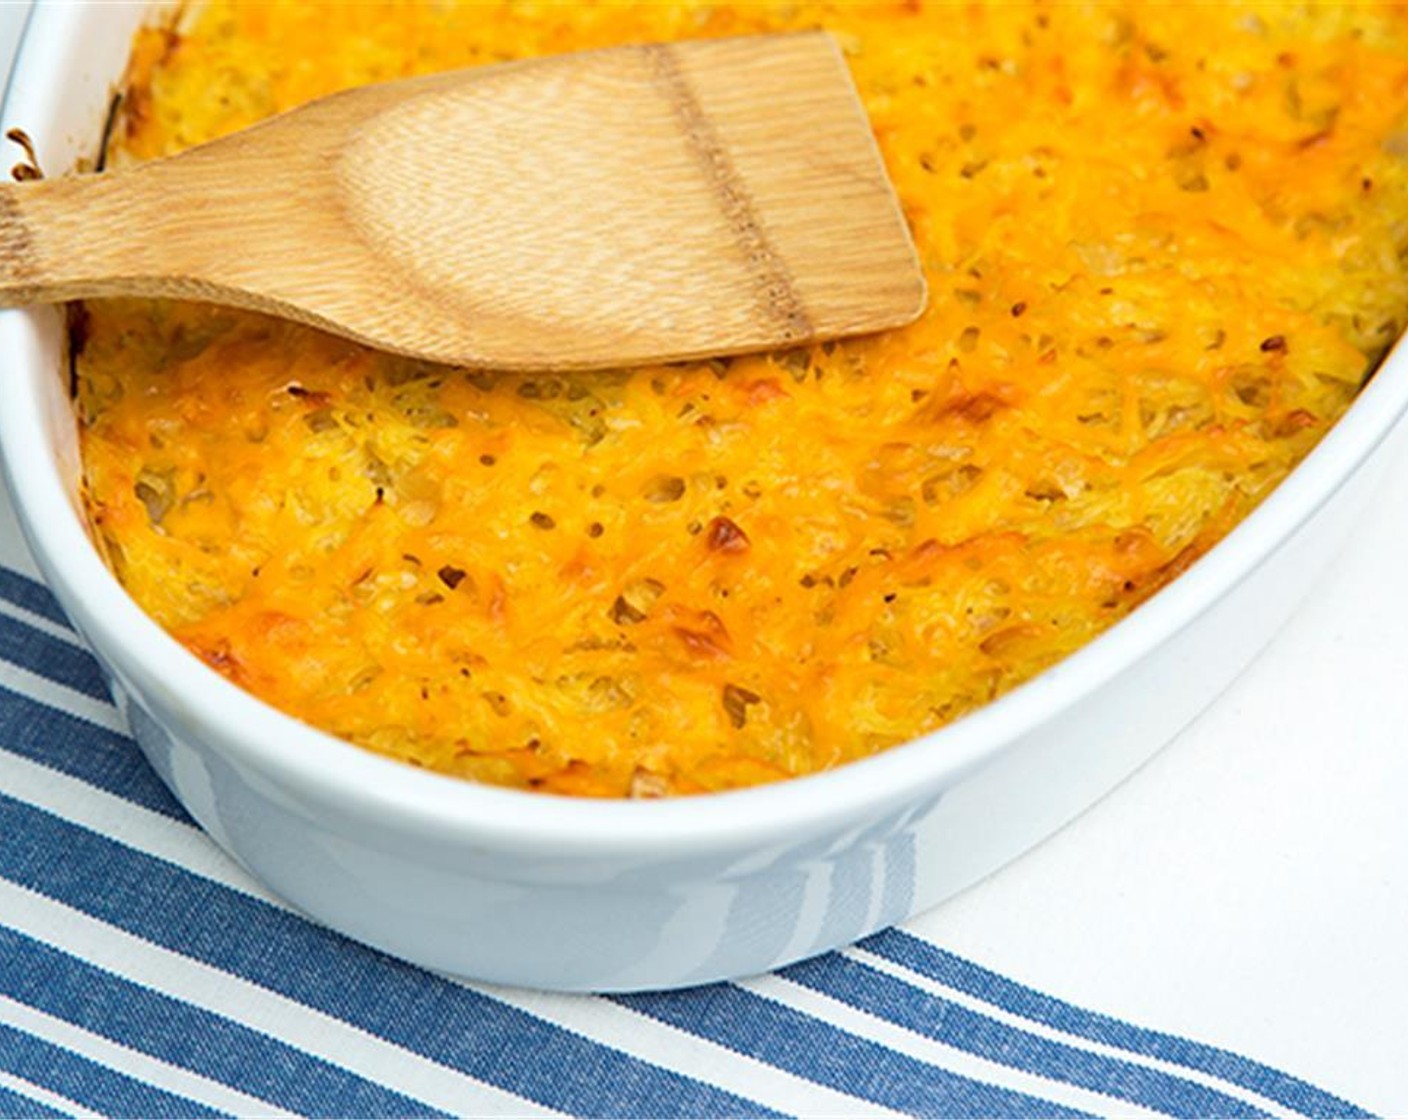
[3,1,1406,858]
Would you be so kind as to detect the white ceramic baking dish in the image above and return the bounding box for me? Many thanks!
[3,2,1405,992]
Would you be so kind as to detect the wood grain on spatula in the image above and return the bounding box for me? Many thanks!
[0,32,925,370]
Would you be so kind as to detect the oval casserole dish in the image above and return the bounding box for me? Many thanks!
[1,2,1407,991]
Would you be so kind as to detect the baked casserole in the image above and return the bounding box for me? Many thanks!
[76,1,1408,796]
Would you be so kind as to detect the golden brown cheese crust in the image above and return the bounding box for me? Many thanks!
[78,1,1408,796]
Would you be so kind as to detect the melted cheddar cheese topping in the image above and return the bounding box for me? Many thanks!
[79,1,1408,796]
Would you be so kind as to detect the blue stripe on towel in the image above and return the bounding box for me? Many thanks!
[0,614,107,701]
[0,927,448,1119]
[0,567,69,629]
[0,683,185,820]
[613,986,1091,1119]
[781,951,1267,1119]
[0,1022,217,1119]
[0,794,776,1120]
[861,930,1369,1120]
[0,1083,68,1119]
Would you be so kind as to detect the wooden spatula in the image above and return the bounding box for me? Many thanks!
[0,32,925,371]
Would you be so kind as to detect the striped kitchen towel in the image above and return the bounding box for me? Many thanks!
[0,484,1379,1117]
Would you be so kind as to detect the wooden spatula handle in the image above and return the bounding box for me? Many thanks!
[3,174,160,304]
[0,157,280,310]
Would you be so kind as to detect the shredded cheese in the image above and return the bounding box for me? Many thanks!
[79,1,1408,796]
